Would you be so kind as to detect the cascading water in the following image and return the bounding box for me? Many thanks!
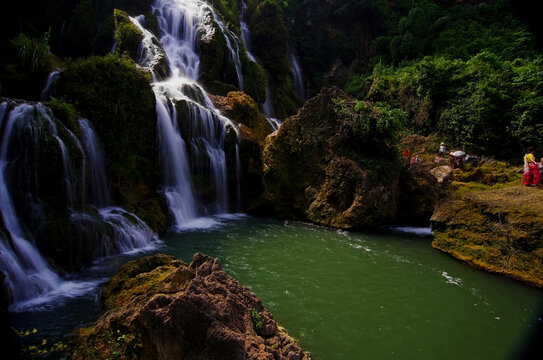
[0,103,62,304]
[78,119,111,208]
[238,1,282,131]
[289,51,306,101]
[262,84,282,131]
[132,0,242,228]
[76,118,158,254]
[0,101,158,308]
[240,0,257,62]
[212,12,243,90]
[40,69,61,101]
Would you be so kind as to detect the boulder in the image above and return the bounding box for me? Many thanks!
[70,253,312,360]
[431,186,543,287]
[257,86,399,228]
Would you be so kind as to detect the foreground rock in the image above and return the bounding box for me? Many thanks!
[70,253,312,360]
[431,186,543,287]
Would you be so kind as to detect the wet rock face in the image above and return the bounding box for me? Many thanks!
[258,86,398,228]
[70,253,312,360]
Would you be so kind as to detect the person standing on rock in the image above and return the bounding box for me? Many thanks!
[438,142,447,159]
[523,147,539,186]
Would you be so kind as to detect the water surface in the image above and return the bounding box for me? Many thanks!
[11,216,543,359]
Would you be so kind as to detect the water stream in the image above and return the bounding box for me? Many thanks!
[10,216,543,359]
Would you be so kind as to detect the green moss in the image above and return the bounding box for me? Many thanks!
[241,56,267,104]
[55,54,166,232]
[431,186,543,287]
[114,9,144,60]
[102,254,185,310]
[46,97,80,134]
[70,327,142,360]
[92,15,116,55]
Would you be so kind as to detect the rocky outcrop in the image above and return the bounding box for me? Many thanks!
[211,91,274,143]
[431,186,543,287]
[70,253,312,360]
[258,86,400,228]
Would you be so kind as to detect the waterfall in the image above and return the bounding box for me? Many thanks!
[40,69,61,101]
[262,84,282,131]
[76,118,158,253]
[240,0,257,62]
[78,119,111,208]
[0,102,158,308]
[0,103,61,304]
[212,12,243,90]
[130,15,170,81]
[289,51,306,101]
[141,0,241,228]
[155,91,197,223]
[235,143,241,212]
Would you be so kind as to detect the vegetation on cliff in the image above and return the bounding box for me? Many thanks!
[55,55,167,233]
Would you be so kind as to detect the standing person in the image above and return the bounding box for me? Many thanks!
[523,147,539,186]
[402,148,410,164]
[438,142,446,159]
[538,157,543,185]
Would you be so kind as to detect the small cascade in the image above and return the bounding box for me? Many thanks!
[235,143,241,212]
[154,91,197,223]
[212,12,243,90]
[262,84,282,131]
[76,118,158,253]
[0,103,62,304]
[40,69,61,101]
[78,119,111,208]
[240,0,257,62]
[130,15,170,81]
[289,51,306,101]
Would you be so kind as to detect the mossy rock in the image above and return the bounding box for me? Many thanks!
[113,9,143,60]
[102,254,186,310]
[241,55,267,104]
[211,91,273,143]
[431,186,543,287]
[56,54,166,233]
[259,87,400,227]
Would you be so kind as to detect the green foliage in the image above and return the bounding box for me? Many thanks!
[11,30,51,73]
[249,0,289,80]
[55,54,159,194]
[47,97,80,134]
[211,0,241,32]
[351,100,406,143]
[331,97,405,172]
[241,56,267,103]
[353,51,543,159]
[114,9,144,60]
[250,308,263,331]
[12,327,67,359]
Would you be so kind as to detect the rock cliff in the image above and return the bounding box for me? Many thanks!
[70,253,312,360]
[431,186,543,287]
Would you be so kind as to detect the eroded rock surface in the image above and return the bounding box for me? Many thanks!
[70,253,312,360]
